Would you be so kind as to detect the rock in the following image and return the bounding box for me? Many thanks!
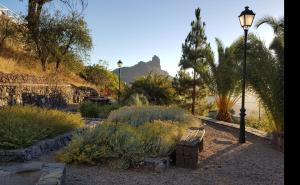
[0,132,73,162]
[15,162,43,173]
[112,55,170,84]
[37,163,66,185]
[0,72,98,108]
[144,157,170,173]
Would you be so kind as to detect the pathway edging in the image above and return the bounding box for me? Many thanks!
[197,116,272,140]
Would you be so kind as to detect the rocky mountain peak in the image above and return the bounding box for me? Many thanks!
[112,55,169,84]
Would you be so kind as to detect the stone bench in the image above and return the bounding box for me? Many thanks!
[175,127,205,169]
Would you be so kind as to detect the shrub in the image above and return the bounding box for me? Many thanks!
[0,106,84,149]
[245,112,274,133]
[122,73,177,105]
[98,104,120,118]
[79,63,120,96]
[138,120,185,157]
[57,123,144,169]
[79,102,120,118]
[57,120,187,169]
[79,101,99,118]
[58,105,200,169]
[107,105,198,127]
[123,93,149,106]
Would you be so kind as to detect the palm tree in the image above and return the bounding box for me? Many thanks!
[231,33,284,132]
[199,38,241,122]
[255,16,284,36]
[256,16,284,63]
[254,16,284,132]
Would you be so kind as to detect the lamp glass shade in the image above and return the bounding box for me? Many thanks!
[239,6,255,30]
[117,60,123,68]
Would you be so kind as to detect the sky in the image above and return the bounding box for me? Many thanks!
[1,0,284,76]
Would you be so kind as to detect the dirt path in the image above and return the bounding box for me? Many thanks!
[36,121,283,185]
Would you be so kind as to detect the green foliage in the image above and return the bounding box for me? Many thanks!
[24,11,56,71]
[178,7,212,114]
[231,33,284,132]
[229,16,284,132]
[0,105,84,149]
[79,63,119,96]
[173,69,214,116]
[123,93,149,106]
[79,101,99,118]
[57,122,144,169]
[198,38,241,122]
[107,105,198,127]
[57,118,189,169]
[79,101,120,118]
[49,11,92,70]
[122,72,176,105]
[108,124,145,169]
[245,113,274,133]
[0,15,19,50]
[138,120,185,157]
[98,104,120,118]
[24,9,92,72]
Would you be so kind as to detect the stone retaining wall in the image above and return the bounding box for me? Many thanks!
[0,72,98,108]
[0,120,100,162]
[0,132,72,162]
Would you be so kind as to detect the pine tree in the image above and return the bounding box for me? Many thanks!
[179,7,211,115]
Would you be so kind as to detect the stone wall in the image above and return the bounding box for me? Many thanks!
[0,72,98,108]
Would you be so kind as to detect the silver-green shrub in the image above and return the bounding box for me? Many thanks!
[107,105,198,127]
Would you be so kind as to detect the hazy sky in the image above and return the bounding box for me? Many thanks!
[1,0,284,76]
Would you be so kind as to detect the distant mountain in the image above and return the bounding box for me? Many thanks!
[113,55,170,84]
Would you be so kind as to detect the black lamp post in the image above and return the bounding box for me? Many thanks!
[238,6,255,143]
[117,60,123,103]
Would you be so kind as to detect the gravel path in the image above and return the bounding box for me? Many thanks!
[38,121,284,185]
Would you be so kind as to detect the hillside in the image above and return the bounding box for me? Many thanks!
[0,44,96,89]
[112,55,169,84]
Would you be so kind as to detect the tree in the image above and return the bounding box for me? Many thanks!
[173,69,214,116]
[255,16,284,65]
[231,33,284,132]
[123,72,176,105]
[179,7,211,115]
[255,16,284,36]
[25,11,56,71]
[199,38,241,122]
[50,12,92,70]
[24,0,87,41]
[0,15,19,50]
[79,62,119,96]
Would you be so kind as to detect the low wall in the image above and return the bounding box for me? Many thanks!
[0,72,98,108]
[198,116,272,140]
[0,132,72,162]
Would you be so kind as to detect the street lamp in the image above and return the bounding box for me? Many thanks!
[238,6,255,143]
[117,60,123,103]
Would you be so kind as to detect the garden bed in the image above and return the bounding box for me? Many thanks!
[36,122,283,185]
[0,106,84,150]
[57,105,200,169]
[0,117,102,162]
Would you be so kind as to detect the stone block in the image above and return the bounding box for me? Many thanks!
[144,157,170,173]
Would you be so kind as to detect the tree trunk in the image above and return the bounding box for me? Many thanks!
[271,131,284,152]
[192,69,196,115]
[41,57,48,72]
[56,58,61,71]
